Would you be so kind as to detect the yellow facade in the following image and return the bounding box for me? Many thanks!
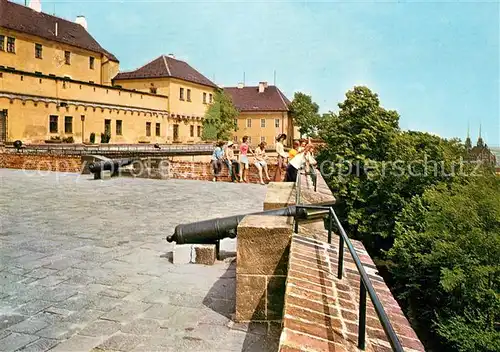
[0,24,208,144]
[232,111,294,147]
[0,28,115,85]
[113,77,215,118]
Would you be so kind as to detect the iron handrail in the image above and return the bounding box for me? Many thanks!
[294,174,404,352]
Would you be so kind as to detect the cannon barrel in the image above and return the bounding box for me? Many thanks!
[88,158,133,174]
[167,203,334,245]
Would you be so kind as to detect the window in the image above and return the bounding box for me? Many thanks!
[209,93,213,103]
[64,116,72,133]
[49,115,58,133]
[234,118,238,131]
[89,57,95,69]
[116,120,122,135]
[173,124,179,141]
[6,37,15,53]
[187,89,191,102]
[203,92,207,104]
[246,119,252,128]
[261,119,266,128]
[104,119,111,135]
[146,122,151,136]
[35,43,42,59]
[0,36,4,51]
[150,87,157,94]
[190,125,194,137]
[64,51,71,65]
[275,119,280,128]
[156,123,161,137]
[233,135,238,143]
[179,87,184,100]
[197,125,201,137]
[261,136,266,143]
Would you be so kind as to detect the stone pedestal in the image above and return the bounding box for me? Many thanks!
[172,244,216,265]
[235,215,293,322]
[263,183,296,210]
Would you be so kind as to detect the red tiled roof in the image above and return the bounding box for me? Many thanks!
[0,0,118,62]
[224,85,290,112]
[113,55,217,88]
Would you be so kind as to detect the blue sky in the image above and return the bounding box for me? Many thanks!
[22,0,500,146]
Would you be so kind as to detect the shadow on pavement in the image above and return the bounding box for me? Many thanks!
[202,258,281,352]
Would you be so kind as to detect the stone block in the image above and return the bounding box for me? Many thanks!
[263,182,295,210]
[236,274,266,322]
[193,244,216,265]
[237,215,292,276]
[173,244,193,264]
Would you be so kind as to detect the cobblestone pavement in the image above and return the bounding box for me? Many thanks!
[0,169,277,352]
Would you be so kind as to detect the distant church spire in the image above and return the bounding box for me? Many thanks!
[465,122,472,150]
[477,123,485,148]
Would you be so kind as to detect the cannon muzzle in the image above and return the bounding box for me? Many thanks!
[167,203,334,245]
[89,158,134,176]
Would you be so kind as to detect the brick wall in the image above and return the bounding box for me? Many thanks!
[275,172,425,352]
[0,152,81,173]
[0,152,286,184]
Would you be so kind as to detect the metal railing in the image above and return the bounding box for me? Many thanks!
[293,170,404,351]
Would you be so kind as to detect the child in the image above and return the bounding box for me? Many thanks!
[211,141,225,182]
[239,136,253,183]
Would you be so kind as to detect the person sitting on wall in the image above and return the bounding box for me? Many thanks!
[239,136,253,183]
[224,141,239,183]
[211,141,225,182]
[254,141,271,185]
[284,143,317,182]
[273,133,289,181]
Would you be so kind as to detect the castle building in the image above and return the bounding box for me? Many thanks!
[465,128,497,166]
[225,82,296,146]
[0,0,215,144]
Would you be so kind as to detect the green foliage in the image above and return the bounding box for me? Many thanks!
[388,176,500,351]
[202,89,238,141]
[62,136,74,143]
[317,85,499,351]
[100,132,111,143]
[89,132,95,144]
[289,92,321,137]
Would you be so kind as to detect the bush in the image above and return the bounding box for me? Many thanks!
[89,133,95,144]
[62,136,74,143]
[100,132,111,143]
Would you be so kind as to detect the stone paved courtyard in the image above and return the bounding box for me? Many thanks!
[0,169,277,352]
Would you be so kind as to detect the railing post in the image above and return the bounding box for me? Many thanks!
[358,280,367,350]
[328,208,333,244]
[338,234,344,280]
[294,209,299,234]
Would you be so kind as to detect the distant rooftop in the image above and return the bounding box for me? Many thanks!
[113,55,217,88]
[224,84,290,112]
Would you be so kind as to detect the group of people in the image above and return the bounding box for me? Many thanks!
[211,134,316,184]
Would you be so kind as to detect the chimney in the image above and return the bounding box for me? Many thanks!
[258,81,268,93]
[55,22,58,36]
[168,53,175,59]
[75,16,88,30]
[237,82,244,89]
[28,0,41,12]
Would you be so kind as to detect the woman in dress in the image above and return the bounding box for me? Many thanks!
[254,141,271,185]
[239,136,253,183]
[273,134,288,181]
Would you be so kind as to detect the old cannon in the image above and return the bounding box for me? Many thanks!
[166,202,334,246]
[88,158,134,179]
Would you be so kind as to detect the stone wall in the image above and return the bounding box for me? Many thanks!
[0,152,285,184]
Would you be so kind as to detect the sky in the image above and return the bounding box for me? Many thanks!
[17,0,500,146]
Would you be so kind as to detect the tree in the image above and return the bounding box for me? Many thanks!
[388,175,500,352]
[202,90,238,141]
[289,92,321,137]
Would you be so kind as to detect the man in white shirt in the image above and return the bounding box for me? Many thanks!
[284,143,316,182]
